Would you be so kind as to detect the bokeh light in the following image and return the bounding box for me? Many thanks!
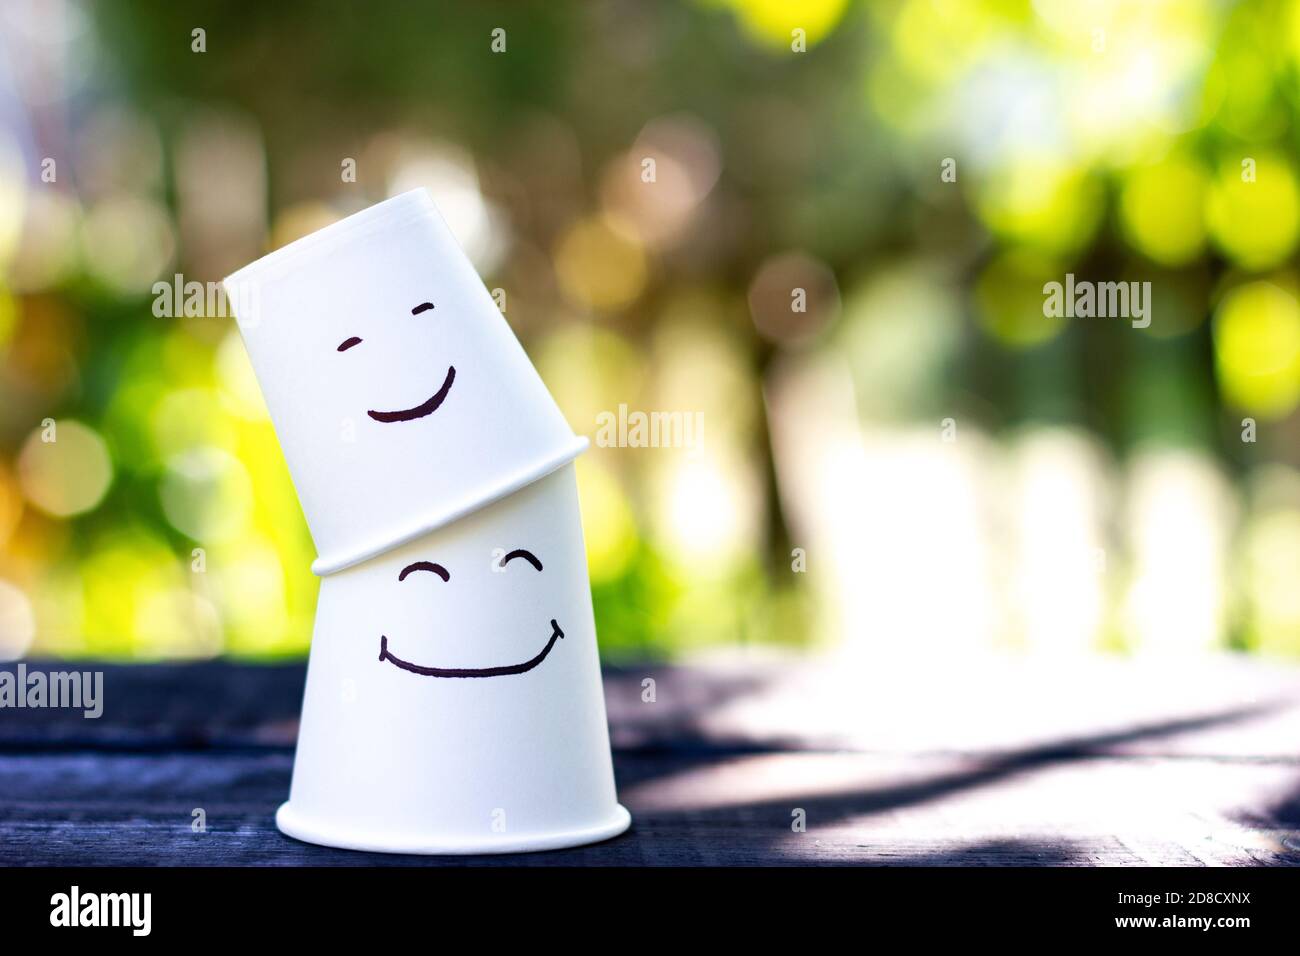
[149,387,239,461]
[975,251,1067,350]
[79,530,187,658]
[0,463,22,548]
[0,578,35,660]
[719,0,851,51]
[388,142,509,273]
[1205,154,1300,270]
[1008,428,1109,654]
[82,196,175,295]
[575,457,637,584]
[748,252,840,345]
[215,329,272,422]
[554,216,648,313]
[601,115,721,247]
[1212,281,1300,419]
[535,323,645,434]
[0,286,16,349]
[270,202,341,251]
[1240,465,1300,655]
[132,588,222,660]
[17,420,113,518]
[6,191,81,292]
[0,134,26,266]
[652,449,762,577]
[208,538,298,657]
[1119,154,1208,266]
[1123,449,1233,654]
[974,153,1103,256]
[159,447,255,543]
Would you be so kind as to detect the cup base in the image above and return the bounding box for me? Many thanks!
[275,802,632,856]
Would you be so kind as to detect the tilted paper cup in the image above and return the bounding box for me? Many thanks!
[276,463,630,854]
[223,189,585,575]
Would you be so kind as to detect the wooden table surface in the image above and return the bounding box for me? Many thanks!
[2,651,1299,866]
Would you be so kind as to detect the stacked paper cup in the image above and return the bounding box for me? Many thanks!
[224,189,630,853]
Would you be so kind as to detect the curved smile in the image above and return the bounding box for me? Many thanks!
[378,619,565,678]
[367,366,456,423]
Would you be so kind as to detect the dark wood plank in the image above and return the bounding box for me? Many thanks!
[2,657,1299,865]
[3,748,1297,865]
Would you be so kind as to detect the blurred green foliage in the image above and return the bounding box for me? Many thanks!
[1,0,1298,661]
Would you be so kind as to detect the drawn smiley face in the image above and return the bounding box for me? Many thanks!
[337,301,457,423]
[377,548,563,678]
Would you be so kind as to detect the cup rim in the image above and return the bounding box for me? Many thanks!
[311,436,589,576]
[223,188,438,290]
[276,801,631,855]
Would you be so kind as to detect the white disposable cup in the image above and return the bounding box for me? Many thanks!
[223,189,585,575]
[276,462,631,854]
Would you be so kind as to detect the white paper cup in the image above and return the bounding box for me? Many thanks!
[223,189,585,575]
[275,462,630,854]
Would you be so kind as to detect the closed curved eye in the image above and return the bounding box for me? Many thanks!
[399,560,449,582]
[337,336,362,352]
[500,549,543,571]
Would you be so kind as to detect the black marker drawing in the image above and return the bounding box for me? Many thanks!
[378,550,561,678]
[379,620,564,678]
[367,365,456,423]
[398,560,449,582]
[499,548,543,571]
[334,301,454,422]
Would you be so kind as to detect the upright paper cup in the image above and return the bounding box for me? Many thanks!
[223,189,585,575]
[276,463,630,854]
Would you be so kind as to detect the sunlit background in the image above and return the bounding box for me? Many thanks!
[0,0,1298,663]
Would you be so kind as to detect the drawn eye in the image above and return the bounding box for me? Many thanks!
[337,336,362,352]
[499,549,543,572]
[411,302,435,315]
[399,560,449,582]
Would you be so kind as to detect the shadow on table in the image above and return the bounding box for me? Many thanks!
[861,840,1085,866]
[607,700,1291,865]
